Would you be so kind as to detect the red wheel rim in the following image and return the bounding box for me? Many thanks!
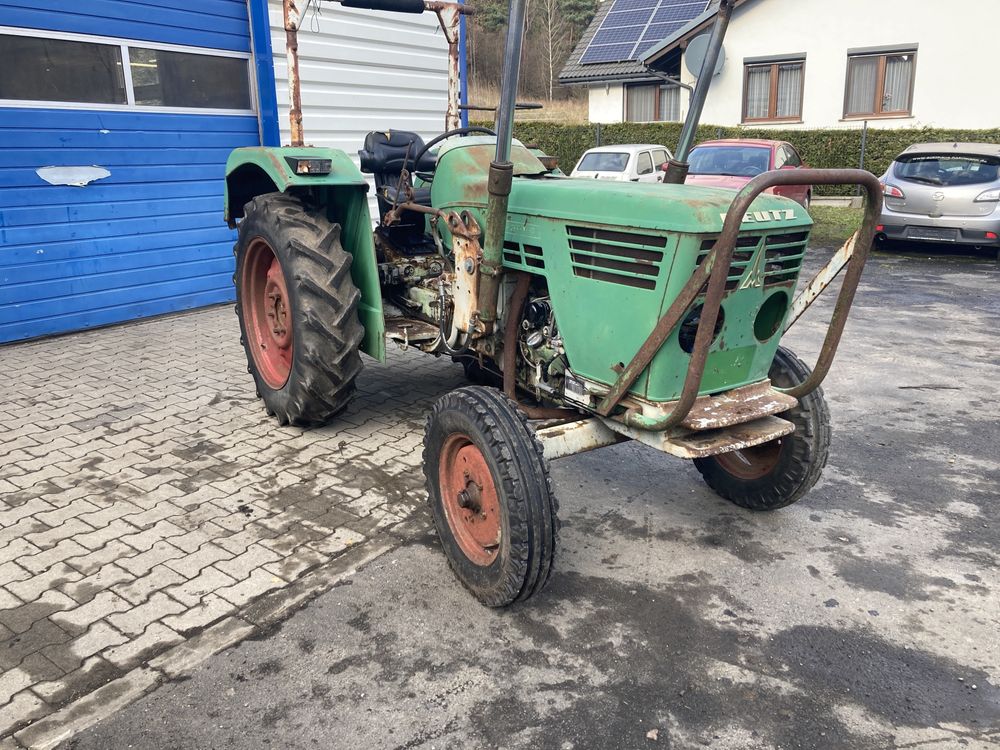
[438,434,502,566]
[242,237,293,389]
[714,439,783,480]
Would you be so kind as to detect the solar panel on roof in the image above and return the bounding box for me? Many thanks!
[579,0,706,65]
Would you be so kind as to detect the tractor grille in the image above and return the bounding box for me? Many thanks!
[566,226,667,291]
[697,231,808,290]
[503,240,545,270]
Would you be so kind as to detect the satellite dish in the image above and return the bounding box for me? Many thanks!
[685,32,726,78]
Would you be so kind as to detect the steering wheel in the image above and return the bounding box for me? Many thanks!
[410,126,497,182]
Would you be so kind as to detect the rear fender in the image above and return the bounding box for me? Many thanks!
[225,147,385,362]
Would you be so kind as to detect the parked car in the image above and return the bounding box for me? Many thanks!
[676,138,812,208]
[876,142,1000,254]
[571,144,672,182]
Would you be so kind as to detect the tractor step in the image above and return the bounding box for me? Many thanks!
[678,380,798,432]
[385,317,439,346]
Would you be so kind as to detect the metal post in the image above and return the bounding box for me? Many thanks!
[596,122,602,147]
[283,0,304,147]
[662,0,733,184]
[478,0,529,332]
[433,4,463,130]
[856,119,868,196]
[458,0,469,128]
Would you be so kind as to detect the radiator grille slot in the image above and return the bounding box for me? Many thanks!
[697,231,808,290]
[698,236,762,290]
[762,232,809,285]
[502,240,545,269]
[567,225,665,290]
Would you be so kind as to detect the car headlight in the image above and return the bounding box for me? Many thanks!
[974,188,1000,202]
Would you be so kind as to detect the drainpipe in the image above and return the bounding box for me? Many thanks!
[477,0,528,332]
[661,0,733,185]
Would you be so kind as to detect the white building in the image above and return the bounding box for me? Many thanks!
[561,0,998,130]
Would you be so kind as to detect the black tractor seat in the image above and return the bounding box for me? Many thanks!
[359,129,438,255]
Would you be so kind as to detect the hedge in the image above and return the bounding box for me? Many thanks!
[477,121,1000,196]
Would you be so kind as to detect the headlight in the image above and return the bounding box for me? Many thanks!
[974,188,1000,202]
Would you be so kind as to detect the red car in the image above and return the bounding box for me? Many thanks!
[670,138,812,209]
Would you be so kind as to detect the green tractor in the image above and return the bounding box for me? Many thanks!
[224,0,881,606]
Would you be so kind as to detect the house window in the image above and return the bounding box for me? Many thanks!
[625,83,681,122]
[844,51,915,117]
[742,59,804,122]
[0,29,254,113]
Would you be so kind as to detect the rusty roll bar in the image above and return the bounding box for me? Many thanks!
[282,0,471,145]
[598,168,883,432]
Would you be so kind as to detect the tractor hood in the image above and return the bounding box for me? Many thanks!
[431,140,811,236]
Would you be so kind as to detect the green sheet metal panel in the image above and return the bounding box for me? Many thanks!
[432,139,813,402]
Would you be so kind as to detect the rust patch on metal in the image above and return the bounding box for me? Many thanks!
[678,380,798,432]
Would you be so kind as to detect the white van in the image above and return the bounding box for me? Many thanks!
[570,144,672,183]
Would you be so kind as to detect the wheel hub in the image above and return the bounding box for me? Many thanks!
[241,237,293,389]
[715,438,783,480]
[264,269,291,348]
[439,435,501,566]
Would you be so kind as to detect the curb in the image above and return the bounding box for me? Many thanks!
[9,520,425,749]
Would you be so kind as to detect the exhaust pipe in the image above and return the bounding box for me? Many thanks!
[476,0,529,332]
[661,0,734,185]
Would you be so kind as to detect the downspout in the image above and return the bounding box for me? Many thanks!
[661,0,733,184]
[477,0,529,332]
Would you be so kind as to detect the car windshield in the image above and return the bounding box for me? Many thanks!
[577,152,629,172]
[689,146,770,177]
[894,155,1000,186]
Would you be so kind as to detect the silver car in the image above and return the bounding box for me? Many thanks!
[877,142,1000,254]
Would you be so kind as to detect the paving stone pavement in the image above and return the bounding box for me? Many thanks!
[0,306,465,739]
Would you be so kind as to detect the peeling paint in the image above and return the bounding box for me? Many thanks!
[36,165,111,187]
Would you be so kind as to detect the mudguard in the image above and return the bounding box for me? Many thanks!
[225,146,385,363]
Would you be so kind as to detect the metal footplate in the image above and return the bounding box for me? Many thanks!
[535,413,795,461]
[534,381,798,462]
[676,381,798,431]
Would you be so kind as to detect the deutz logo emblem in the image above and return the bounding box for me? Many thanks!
[739,249,767,290]
[721,209,796,223]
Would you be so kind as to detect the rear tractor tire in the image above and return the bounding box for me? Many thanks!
[234,193,364,426]
[423,387,559,607]
[693,346,831,511]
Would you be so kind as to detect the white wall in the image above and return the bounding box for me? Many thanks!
[268,0,449,213]
[693,0,1000,130]
[588,83,624,123]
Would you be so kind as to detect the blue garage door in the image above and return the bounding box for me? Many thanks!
[0,1,274,343]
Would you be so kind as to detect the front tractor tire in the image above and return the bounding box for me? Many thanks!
[693,346,831,511]
[234,193,364,426]
[424,387,559,607]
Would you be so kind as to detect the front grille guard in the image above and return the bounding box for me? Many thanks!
[595,168,884,431]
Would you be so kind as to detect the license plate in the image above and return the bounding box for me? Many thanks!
[908,226,957,242]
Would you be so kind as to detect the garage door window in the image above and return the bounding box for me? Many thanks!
[130,48,251,110]
[0,34,127,104]
[0,28,253,114]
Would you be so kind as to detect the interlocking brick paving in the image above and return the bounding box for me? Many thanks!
[0,306,463,737]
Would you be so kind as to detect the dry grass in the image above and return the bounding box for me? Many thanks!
[467,80,589,123]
